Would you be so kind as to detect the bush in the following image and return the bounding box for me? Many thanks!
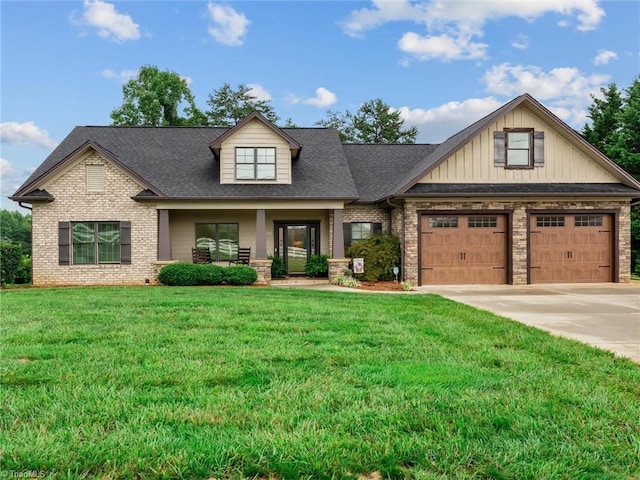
[332,275,361,288]
[1,242,23,285]
[158,263,224,286]
[346,234,401,282]
[269,255,287,278]
[16,255,32,284]
[224,265,258,285]
[304,254,329,277]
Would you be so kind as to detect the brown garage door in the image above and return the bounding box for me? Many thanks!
[419,214,508,285]
[529,213,613,283]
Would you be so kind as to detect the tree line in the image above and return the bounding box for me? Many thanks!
[110,65,418,144]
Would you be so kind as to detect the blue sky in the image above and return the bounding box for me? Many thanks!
[2,0,639,211]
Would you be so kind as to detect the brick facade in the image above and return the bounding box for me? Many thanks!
[31,152,158,286]
[402,199,631,286]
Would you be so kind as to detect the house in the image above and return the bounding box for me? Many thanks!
[11,94,640,286]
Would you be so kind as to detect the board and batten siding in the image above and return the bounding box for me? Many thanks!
[219,118,292,184]
[420,105,619,184]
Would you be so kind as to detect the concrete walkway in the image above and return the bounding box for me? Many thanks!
[416,283,640,362]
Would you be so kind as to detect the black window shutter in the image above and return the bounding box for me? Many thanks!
[534,131,544,166]
[58,222,70,265]
[343,223,352,249]
[494,131,506,166]
[120,221,131,265]
[372,223,382,235]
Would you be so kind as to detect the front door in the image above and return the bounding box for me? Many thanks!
[274,222,320,274]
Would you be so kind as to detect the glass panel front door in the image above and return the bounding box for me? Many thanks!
[286,225,308,274]
[274,222,320,275]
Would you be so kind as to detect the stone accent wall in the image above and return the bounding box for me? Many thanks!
[328,258,351,283]
[31,152,158,286]
[403,199,631,286]
[343,205,390,231]
[250,259,273,285]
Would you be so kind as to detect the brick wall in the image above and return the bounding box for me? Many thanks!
[31,152,158,286]
[402,200,631,286]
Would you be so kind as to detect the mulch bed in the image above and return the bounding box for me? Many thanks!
[356,281,408,291]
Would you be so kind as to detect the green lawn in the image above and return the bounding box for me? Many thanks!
[1,287,639,479]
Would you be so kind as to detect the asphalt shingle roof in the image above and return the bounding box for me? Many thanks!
[404,183,640,196]
[17,126,359,200]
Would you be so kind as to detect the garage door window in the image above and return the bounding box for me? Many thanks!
[429,217,458,228]
[536,216,565,227]
[468,216,497,228]
[575,215,603,227]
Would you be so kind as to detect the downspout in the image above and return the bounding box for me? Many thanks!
[18,202,33,211]
[386,197,405,282]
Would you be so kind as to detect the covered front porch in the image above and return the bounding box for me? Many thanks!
[153,201,350,284]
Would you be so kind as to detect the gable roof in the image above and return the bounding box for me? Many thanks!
[388,93,640,197]
[209,112,302,160]
[13,125,358,201]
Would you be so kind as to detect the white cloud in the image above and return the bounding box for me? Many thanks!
[101,69,138,82]
[1,158,16,178]
[342,0,604,61]
[302,88,337,108]
[399,97,504,142]
[398,31,487,61]
[482,63,610,125]
[511,34,528,50]
[246,84,271,101]
[594,49,618,65]
[0,122,58,150]
[76,0,140,42]
[207,3,250,46]
[285,93,302,105]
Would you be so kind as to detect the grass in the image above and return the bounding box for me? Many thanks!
[1,287,639,479]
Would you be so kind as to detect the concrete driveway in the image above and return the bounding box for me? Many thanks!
[416,283,640,362]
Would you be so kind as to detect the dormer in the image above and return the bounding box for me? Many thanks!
[210,112,301,185]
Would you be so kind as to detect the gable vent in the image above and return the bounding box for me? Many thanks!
[86,164,105,192]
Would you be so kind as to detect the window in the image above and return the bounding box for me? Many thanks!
[235,147,276,180]
[506,129,533,167]
[343,222,382,249]
[196,223,239,261]
[429,217,458,228]
[536,216,565,227]
[468,216,497,228]
[72,222,121,264]
[494,130,544,168]
[575,215,603,227]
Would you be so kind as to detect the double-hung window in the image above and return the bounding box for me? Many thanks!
[72,222,121,264]
[506,129,533,168]
[343,222,382,249]
[235,147,276,180]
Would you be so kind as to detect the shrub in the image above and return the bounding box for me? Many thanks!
[158,263,224,286]
[1,242,23,285]
[16,255,32,284]
[198,264,225,285]
[224,265,258,285]
[332,275,361,288]
[346,234,401,282]
[158,263,201,286]
[304,254,329,277]
[269,255,287,278]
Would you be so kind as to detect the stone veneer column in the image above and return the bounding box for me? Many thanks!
[327,258,351,283]
[250,259,272,285]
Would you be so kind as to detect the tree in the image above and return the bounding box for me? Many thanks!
[582,83,623,156]
[206,83,279,126]
[110,65,206,126]
[609,77,640,177]
[316,99,418,144]
[0,209,31,254]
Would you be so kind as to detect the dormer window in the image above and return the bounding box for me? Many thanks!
[236,147,276,180]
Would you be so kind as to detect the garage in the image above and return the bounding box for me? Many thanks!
[529,213,614,283]
[419,213,508,285]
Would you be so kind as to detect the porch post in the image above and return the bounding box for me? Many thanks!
[255,209,267,259]
[158,209,171,260]
[332,208,345,258]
